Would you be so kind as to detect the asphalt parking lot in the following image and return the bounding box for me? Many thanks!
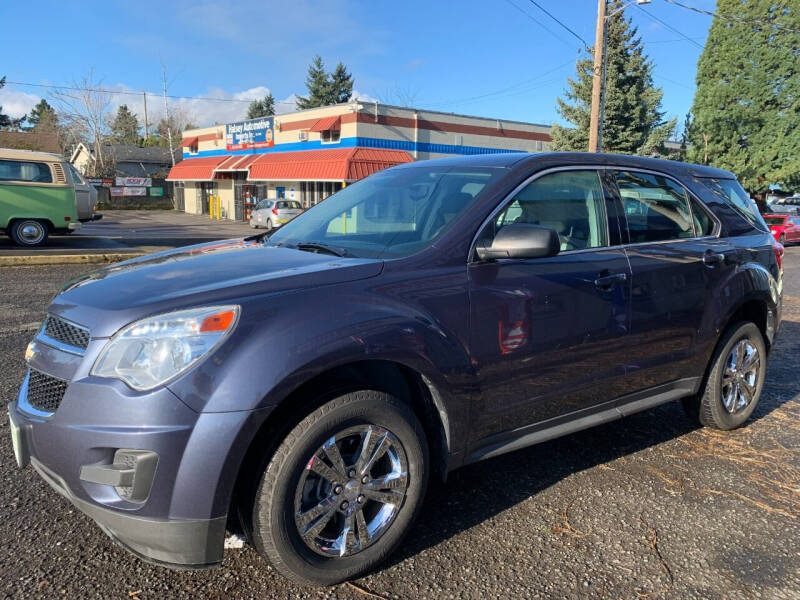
[1,249,798,599]
[0,211,254,257]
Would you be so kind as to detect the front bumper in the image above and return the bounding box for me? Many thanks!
[9,360,266,568]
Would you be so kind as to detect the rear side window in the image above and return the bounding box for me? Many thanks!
[699,178,767,232]
[614,171,693,243]
[488,170,609,252]
[0,159,53,183]
[763,216,787,226]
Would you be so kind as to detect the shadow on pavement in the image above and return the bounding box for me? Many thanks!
[386,319,799,567]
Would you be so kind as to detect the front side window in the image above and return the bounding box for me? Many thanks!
[0,159,53,183]
[483,170,609,252]
[615,171,693,243]
[268,165,504,258]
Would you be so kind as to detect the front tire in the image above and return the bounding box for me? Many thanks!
[683,322,766,430]
[779,234,786,245]
[9,219,49,247]
[266,219,274,232]
[249,390,429,586]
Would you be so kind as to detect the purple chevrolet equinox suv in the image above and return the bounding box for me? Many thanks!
[10,152,782,585]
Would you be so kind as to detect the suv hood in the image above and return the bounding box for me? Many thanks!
[49,239,383,338]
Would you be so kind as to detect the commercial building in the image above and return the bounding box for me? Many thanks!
[167,102,552,221]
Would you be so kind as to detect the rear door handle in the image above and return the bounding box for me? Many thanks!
[703,251,725,266]
[594,272,627,289]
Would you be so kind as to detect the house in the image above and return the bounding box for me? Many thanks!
[70,143,180,177]
[0,131,61,154]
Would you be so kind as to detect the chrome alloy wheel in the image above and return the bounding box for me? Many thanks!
[294,425,409,557]
[721,339,760,414]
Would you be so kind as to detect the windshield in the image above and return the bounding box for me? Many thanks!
[763,216,787,225]
[267,165,504,258]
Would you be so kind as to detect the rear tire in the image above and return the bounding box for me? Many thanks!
[249,390,429,586]
[779,234,786,245]
[683,322,766,430]
[9,219,49,247]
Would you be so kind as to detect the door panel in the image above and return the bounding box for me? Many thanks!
[468,169,631,443]
[613,169,734,392]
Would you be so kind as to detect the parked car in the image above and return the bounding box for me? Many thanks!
[250,198,303,231]
[763,214,800,244]
[10,153,782,585]
[767,196,800,215]
[0,148,93,246]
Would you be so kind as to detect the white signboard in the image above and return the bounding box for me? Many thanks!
[115,177,152,187]
[289,187,295,199]
[123,187,147,196]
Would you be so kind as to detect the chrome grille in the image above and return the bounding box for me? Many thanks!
[42,315,90,350]
[26,369,68,413]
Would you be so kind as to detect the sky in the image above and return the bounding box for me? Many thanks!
[0,0,714,133]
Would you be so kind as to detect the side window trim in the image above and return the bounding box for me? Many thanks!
[469,167,612,262]
[605,167,722,247]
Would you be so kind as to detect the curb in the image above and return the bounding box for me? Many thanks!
[0,253,146,266]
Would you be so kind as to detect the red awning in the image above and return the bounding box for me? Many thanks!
[309,116,341,132]
[214,154,260,172]
[248,148,412,182]
[166,155,230,181]
[181,136,198,148]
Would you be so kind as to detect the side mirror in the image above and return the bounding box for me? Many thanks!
[476,223,560,261]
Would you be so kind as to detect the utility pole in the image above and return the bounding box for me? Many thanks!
[142,92,149,142]
[588,0,606,153]
[161,63,175,166]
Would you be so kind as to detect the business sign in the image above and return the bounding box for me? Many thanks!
[115,177,152,187]
[110,187,125,196]
[87,178,114,187]
[124,187,147,196]
[149,187,164,197]
[226,117,274,151]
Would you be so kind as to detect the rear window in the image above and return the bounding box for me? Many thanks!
[0,159,53,183]
[699,178,768,232]
[763,216,787,225]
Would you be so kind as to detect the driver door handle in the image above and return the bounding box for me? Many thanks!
[594,272,627,289]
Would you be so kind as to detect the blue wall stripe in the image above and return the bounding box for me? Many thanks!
[182,136,527,160]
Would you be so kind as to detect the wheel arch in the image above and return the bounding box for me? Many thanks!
[228,358,453,534]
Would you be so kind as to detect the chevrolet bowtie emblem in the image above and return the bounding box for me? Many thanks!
[24,341,38,363]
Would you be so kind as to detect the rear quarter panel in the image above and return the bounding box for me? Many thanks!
[0,182,77,228]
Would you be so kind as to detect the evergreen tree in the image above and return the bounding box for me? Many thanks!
[330,62,354,103]
[27,99,59,132]
[296,56,354,109]
[551,0,675,155]
[688,0,800,194]
[296,55,332,109]
[109,104,140,145]
[246,93,276,119]
[0,76,25,130]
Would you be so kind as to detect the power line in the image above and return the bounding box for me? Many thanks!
[525,0,590,48]
[635,5,704,49]
[4,80,297,105]
[662,0,800,34]
[423,59,575,108]
[501,0,582,50]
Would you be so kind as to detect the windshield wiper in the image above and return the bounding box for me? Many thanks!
[294,241,349,257]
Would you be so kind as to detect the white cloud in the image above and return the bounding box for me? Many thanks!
[351,90,378,104]
[0,87,41,119]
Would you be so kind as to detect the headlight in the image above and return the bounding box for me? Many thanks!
[91,305,239,391]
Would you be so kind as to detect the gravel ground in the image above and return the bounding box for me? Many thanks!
[1,250,798,600]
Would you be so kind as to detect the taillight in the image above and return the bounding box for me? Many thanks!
[272,207,278,216]
[772,237,784,271]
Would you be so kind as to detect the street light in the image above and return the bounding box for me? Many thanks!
[589,0,651,152]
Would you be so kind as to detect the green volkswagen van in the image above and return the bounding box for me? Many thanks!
[0,149,84,246]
